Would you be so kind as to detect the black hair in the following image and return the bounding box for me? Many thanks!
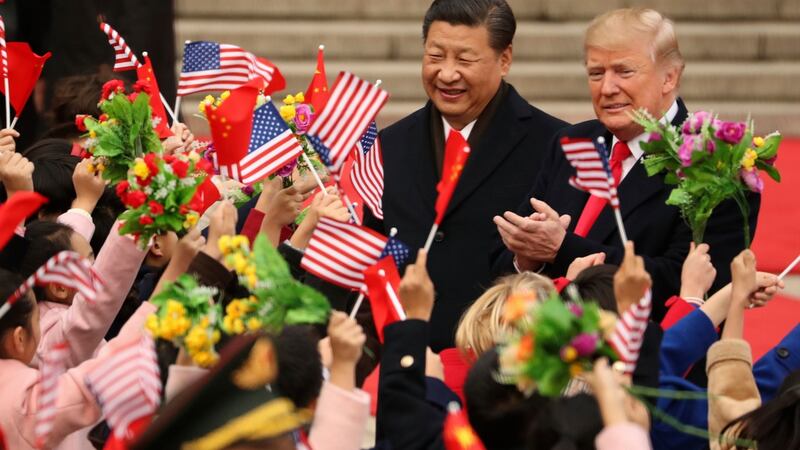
[24,140,80,217]
[0,269,36,339]
[525,394,604,450]
[43,74,108,141]
[570,264,619,313]
[464,348,547,448]
[20,221,74,282]
[721,369,800,450]
[273,325,323,409]
[422,0,516,52]
[89,192,124,256]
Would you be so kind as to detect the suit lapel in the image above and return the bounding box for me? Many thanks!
[443,89,530,217]
[410,104,439,214]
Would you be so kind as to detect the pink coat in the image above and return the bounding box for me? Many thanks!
[0,303,156,450]
[34,218,147,369]
[309,381,370,450]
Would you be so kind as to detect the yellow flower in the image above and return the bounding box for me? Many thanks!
[233,253,248,274]
[133,159,150,179]
[188,151,200,162]
[753,136,765,147]
[218,235,232,255]
[231,235,249,249]
[247,317,262,331]
[212,330,221,343]
[96,163,106,173]
[166,300,187,316]
[280,104,296,121]
[233,318,245,334]
[244,264,256,278]
[569,362,584,377]
[226,299,247,319]
[560,346,577,363]
[87,163,96,174]
[247,273,257,289]
[741,148,758,171]
[203,95,215,105]
[282,94,296,105]
[145,314,160,337]
[184,213,199,228]
[89,130,97,139]
[198,102,207,114]
[294,92,305,103]
[220,91,231,101]
[192,350,218,367]
[185,326,209,352]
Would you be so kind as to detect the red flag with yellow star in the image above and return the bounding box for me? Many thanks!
[0,42,50,118]
[207,78,263,172]
[443,402,485,450]
[434,130,471,225]
[136,54,172,138]
[304,45,330,115]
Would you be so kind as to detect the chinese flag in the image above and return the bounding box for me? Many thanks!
[443,403,486,450]
[363,256,405,343]
[434,130,471,225]
[136,55,173,139]
[0,43,51,118]
[207,78,263,167]
[102,415,152,450]
[192,176,221,216]
[304,46,330,114]
[0,192,47,250]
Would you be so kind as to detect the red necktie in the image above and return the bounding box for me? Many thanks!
[573,141,632,237]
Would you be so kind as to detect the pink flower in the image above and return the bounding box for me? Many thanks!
[682,111,712,135]
[678,135,699,166]
[569,333,599,357]
[740,168,763,193]
[705,139,716,153]
[276,158,297,177]
[714,121,746,144]
[567,303,583,317]
[293,104,313,133]
[648,132,662,143]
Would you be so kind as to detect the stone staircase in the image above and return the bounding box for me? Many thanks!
[175,0,800,136]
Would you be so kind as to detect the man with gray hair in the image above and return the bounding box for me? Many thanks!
[365,0,566,351]
[491,7,760,320]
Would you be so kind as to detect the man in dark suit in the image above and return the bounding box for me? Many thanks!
[364,0,567,351]
[491,8,759,321]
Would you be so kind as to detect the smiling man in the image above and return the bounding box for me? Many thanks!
[490,8,760,321]
[363,0,566,351]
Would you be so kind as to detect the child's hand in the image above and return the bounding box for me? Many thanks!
[730,249,758,308]
[613,241,652,314]
[749,271,785,308]
[0,151,34,196]
[72,158,107,213]
[307,188,350,224]
[264,184,308,227]
[162,122,195,154]
[584,358,628,426]
[566,252,605,280]
[151,228,206,297]
[204,201,237,260]
[0,128,19,154]
[327,311,366,391]
[680,242,717,299]
[399,250,435,321]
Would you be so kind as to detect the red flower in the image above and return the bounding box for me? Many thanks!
[126,190,147,208]
[164,154,176,164]
[115,180,130,202]
[139,215,154,226]
[98,114,109,122]
[171,159,189,178]
[133,80,152,94]
[127,92,139,103]
[75,114,89,132]
[101,79,126,101]
[196,158,213,175]
[144,153,160,176]
[179,204,190,215]
[148,200,165,216]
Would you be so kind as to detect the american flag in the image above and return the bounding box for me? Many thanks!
[99,22,139,71]
[0,251,104,320]
[306,72,388,173]
[349,121,384,220]
[561,137,619,208]
[35,342,70,448]
[300,217,389,290]
[85,334,161,437]
[0,15,7,78]
[177,41,282,96]
[379,236,411,268]
[608,291,652,376]
[219,101,303,184]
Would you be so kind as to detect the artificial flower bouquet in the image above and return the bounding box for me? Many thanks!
[277,91,327,180]
[146,274,222,367]
[498,292,618,397]
[219,234,330,334]
[633,110,781,246]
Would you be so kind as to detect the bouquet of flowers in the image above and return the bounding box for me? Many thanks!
[115,151,208,245]
[498,292,618,397]
[219,234,330,334]
[277,91,327,181]
[633,110,781,246]
[146,274,222,367]
[76,79,164,183]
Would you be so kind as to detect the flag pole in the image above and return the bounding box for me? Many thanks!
[778,254,800,280]
[423,223,439,253]
[349,227,397,318]
[10,116,17,130]
[142,51,177,123]
[301,152,327,194]
[597,136,628,244]
[3,77,9,129]
[172,40,191,123]
[612,208,628,243]
[384,270,406,320]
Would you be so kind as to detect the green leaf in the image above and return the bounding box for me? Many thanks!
[758,162,781,182]
[666,188,691,206]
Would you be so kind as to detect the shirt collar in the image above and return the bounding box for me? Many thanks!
[443,118,478,141]
[612,100,679,159]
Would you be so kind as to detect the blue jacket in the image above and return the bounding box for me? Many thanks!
[651,308,800,450]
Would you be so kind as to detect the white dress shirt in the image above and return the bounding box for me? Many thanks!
[443,118,477,141]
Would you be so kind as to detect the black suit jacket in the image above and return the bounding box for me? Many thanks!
[364,85,568,351]
[490,99,760,320]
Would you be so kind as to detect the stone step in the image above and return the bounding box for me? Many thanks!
[205,60,799,102]
[176,0,800,21]
[175,19,800,62]
[179,100,800,138]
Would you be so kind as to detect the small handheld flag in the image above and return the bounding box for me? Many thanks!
[608,291,652,376]
[443,402,486,450]
[363,256,405,342]
[349,121,384,220]
[0,15,10,128]
[100,22,139,71]
[34,342,70,449]
[0,43,51,123]
[305,44,330,114]
[424,130,471,251]
[206,78,263,177]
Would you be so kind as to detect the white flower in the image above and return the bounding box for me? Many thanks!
[144,186,153,195]
[152,117,162,129]
[155,173,167,184]
[155,188,169,200]
[180,177,196,187]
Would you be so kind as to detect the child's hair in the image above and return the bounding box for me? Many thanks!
[23,141,80,217]
[570,264,619,313]
[274,325,323,409]
[525,393,603,450]
[43,74,108,141]
[721,369,800,450]
[464,348,548,449]
[455,272,554,358]
[89,194,124,256]
[20,221,74,282]
[0,269,36,339]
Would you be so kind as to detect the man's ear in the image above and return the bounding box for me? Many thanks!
[661,62,681,96]
[499,45,513,77]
